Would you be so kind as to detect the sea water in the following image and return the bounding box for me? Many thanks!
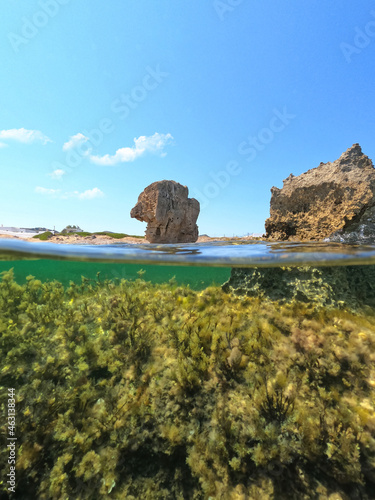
[0,240,375,499]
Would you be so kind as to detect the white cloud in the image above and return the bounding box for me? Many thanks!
[35,186,61,196]
[63,133,90,152]
[77,188,104,200]
[48,169,66,180]
[90,132,173,166]
[0,142,8,148]
[0,128,51,145]
[35,186,104,200]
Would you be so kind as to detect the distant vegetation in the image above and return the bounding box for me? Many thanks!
[60,231,91,237]
[94,231,144,239]
[33,231,144,240]
[32,231,53,241]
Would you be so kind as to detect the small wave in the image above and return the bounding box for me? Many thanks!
[1,239,375,267]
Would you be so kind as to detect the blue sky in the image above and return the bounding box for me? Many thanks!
[1,0,375,236]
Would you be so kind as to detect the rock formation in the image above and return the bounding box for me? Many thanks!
[265,144,375,241]
[130,180,200,243]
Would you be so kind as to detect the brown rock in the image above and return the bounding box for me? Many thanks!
[226,338,249,370]
[130,180,200,243]
[265,144,375,241]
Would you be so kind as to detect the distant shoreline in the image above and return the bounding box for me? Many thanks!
[0,233,263,245]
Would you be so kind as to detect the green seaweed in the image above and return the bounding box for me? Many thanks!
[0,268,374,499]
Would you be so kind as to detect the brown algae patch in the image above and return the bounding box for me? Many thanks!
[0,269,374,499]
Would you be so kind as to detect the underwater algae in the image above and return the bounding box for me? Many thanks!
[223,265,375,310]
[0,268,375,499]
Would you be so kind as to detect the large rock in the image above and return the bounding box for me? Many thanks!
[265,144,375,241]
[130,180,200,243]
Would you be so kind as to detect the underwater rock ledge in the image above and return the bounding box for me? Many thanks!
[222,265,375,309]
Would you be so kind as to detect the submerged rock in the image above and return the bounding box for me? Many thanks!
[265,144,375,242]
[222,265,375,309]
[130,180,200,243]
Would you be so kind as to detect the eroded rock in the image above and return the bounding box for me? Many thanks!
[130,180,200,243]
[265,144,375,241]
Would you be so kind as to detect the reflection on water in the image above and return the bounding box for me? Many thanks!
[1,239,375,266]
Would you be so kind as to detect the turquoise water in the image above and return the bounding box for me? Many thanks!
[0,259,230,290]
[1,239,375,290]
